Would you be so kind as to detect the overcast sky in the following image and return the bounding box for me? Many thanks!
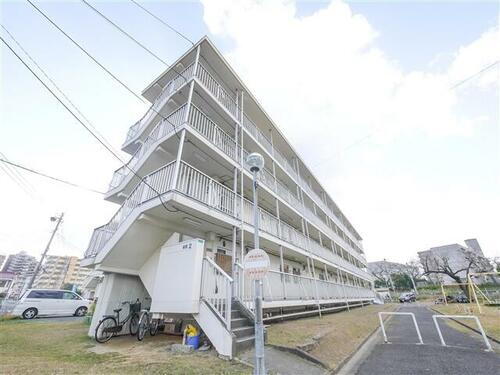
[0,0,498,263]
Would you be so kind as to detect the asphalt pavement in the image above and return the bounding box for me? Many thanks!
[352,304,500,375]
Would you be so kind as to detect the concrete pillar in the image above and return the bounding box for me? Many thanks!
[88,273,149,337]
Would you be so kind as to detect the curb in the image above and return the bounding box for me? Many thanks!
[268,343,330,370]
[333,304,400,374]
[429,307,500,345]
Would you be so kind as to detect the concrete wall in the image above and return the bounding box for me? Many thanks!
[88,273,150,337]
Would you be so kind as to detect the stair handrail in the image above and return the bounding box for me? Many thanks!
[201,257,233,331]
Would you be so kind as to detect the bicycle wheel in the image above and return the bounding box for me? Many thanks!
[129,313,139,336]
[137,313,149,341]
[149,319,159,336]
[95,317,117,343]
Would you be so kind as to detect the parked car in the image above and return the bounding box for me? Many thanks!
[12,289,91,319]
[453,294,469,303]
[399,292,416,303]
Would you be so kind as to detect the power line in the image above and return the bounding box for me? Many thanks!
[1,24,122,158]
[0,152,37,195]
[312,60,500,170]
[128,0,194,46]
[450,60,500,90]
[80,0,173,67]
[26,0,187,141]
[0,157,105,195]
[1,35,176,214]
[25,0,146,104]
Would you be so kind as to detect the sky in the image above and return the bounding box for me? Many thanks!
[0,0,498,264]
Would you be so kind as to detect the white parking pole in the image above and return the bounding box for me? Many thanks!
[378,312,389,343]
[432,315,493,352]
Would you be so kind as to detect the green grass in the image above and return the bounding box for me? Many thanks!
[267,304,397,369]
[0,319,250,374]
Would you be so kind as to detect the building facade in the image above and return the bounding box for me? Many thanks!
[33,255,91,290]
[1,251,38,298]
[82,37,374,356]
[418,238,490,285]
[0,254,6,270]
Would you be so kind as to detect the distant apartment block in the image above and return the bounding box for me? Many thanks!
[418,238,490,285]
[33,255,91,290]
[1,251,38,298]
[0,272,15,297]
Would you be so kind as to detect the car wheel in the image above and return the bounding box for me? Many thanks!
[22,308,38,319]
[74,306,88,317]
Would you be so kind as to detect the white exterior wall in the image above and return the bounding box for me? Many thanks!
[88,273,150,337]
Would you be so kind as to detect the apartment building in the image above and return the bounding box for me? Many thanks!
[0,254,6,270]
[1,251,38,298]
[82,37,374,357]
[33,255,91,290]
[418,238,491,285]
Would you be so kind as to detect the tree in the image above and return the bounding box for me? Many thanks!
[392,273,413,290]
[421,250,491,297]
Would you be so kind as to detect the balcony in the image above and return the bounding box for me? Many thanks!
[122,63,196,152]
[111,99,366,271]
[86,160,370,281]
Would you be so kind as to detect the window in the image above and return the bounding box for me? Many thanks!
[62,292,80,300]
[27,290,63,299]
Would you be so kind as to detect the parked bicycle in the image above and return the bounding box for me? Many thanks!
[137,307,159,341]
[95,299,141,343]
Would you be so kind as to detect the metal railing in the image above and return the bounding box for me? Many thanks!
[123,62,195,145]
[201,257,233,330]
[235,264,374,307]
[196,63,238,118]
[84,162,176,258]
[109,105,187,191]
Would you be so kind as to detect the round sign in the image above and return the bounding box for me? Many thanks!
[243,248,270,280]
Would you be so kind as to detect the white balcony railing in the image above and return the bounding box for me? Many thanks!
[89,158,368,280]
[109,105,187,191]
[84,161,176,258]
[123,63,195,146]
[235,264,374,310]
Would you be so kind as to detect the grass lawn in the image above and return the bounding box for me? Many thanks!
[267,303,397,370]
[431,304,500,341]
[0,319,250,374]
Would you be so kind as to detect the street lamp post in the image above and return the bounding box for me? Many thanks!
[246,152,266,375]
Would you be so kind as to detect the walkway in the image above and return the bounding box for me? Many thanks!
[239,346,326,375]
[348,304,500,375]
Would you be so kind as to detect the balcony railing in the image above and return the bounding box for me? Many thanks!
[235,264,373,310]
[196,63,238,118]
[89,160,368,279]
[109,105,187,191]
[123,58,360,247]
[84,161,176,258]
[123,63,195,146]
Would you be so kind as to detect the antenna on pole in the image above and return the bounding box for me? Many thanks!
[26,212,64,290]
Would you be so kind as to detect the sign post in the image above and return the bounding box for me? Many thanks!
[244,248,270,375]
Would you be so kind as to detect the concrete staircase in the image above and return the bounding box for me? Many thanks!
[231,302,255,353]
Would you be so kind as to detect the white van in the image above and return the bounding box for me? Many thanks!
[12,289,91,319]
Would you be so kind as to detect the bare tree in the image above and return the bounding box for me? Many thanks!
[421,250,491,297]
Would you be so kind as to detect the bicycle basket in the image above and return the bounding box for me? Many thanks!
[130,302,141,313]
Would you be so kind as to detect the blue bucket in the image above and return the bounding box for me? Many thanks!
[186,334,200,349]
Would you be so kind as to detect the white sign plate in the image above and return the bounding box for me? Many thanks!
[243,248,270,280]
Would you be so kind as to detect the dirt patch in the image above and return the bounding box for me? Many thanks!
[267,304,397,370]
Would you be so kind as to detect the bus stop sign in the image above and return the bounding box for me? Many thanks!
[243,249,270,280]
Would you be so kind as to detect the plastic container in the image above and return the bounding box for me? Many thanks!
[186,334,200,349]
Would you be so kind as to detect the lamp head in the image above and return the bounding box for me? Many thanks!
[246,152,264,172]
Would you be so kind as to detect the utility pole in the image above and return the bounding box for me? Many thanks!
[27,213,64,289]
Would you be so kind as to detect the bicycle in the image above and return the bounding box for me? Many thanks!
[95,299,141,343]
[137,307,160,341]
